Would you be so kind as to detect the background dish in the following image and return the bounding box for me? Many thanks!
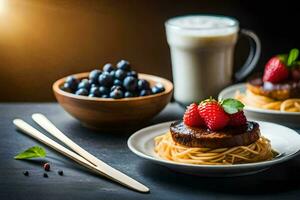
[128,121,300,177]
[53,72,173,131]
[218,83,300,128]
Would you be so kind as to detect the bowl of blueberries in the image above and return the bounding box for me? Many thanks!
[53,60,173,131]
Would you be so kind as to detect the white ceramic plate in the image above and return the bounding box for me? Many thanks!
[128,121,300,177]
[218,83,300,128]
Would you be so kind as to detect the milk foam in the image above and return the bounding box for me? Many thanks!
[166,15,238,36]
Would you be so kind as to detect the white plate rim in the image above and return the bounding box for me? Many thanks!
[128,121,300,169]
[218,83,300,116]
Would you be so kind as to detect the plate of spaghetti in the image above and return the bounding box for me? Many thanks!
[128,98,300,177]
[219,49,300,127]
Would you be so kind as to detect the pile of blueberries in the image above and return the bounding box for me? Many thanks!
[61,60,165,99]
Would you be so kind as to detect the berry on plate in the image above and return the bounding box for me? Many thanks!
[183,103,205,127]
[228,111,247,127]
[198,98,229,131]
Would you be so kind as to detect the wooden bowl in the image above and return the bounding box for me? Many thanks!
[53,72,173,131]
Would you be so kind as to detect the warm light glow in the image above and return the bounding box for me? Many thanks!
[0,0,6,15]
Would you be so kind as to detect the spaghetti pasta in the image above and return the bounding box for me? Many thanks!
[154,132,276,165]
[235,90,300,112]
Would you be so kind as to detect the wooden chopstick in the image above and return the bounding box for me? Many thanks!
[13,119,149,193]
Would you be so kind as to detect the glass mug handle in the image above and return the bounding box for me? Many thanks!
[234,29,261,82]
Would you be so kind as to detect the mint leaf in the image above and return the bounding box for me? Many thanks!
[14,146,46,160]
[221,98,244,114]
[287,48,299,66]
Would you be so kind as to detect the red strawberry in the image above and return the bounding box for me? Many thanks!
[183,103,205,127]
[263,56,289,83]
[198,99,229,131]
[228,111,247,127]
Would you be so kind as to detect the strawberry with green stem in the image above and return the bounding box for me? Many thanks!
[263,48,299,83]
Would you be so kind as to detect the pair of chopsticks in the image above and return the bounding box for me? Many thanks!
[13,114,149,193]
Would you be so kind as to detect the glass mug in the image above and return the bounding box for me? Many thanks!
[165,15,261,105]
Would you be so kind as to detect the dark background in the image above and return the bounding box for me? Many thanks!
[0,0,299,102]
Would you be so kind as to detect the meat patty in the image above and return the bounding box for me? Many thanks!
[247,76,300,100]
[170,121,260,148]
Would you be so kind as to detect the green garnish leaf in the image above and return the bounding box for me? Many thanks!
[221,98,244,114]
[287,48,299,66]
[14,146,46,160]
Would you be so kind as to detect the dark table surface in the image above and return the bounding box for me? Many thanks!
[1,103,300,200]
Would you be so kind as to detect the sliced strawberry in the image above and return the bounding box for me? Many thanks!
[198,99,229,131]
[263,56,289,83]
[183,103,205,127]
[228,111,247,127]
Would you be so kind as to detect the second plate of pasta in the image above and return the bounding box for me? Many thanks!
[218,83,300,127]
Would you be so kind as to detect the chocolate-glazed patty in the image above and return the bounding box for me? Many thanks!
[247,76,300,100]
[170,121,260,148]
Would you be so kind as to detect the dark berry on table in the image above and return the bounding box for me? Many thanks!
[103,63,114,72]
[77,79,91,90]
[88,69,102,84]
[139,89,151,96]
[61,82,74,93]
[43,173,48,178]
[110,89,123,99]
[90,83,98,88]
[113,79,123,87]
[90,86,100,97]
[98,72,114,87]
[111,85,122,92]
[127,70,138,78]
[65,76,79,91]
[75,88,89,96]
[58,170,64,176]
[124,91,134,98]
[115,69,127,80]
[99,86,109,95]
[43,163,50,171]
[123,76,138,92]
[138,79,150,90]
[88,94,96,97]
[23,171,29,176]
[101,94,109,98]
[117,60,131,71]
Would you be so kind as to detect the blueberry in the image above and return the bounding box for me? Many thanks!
[99,86,109,95]
[117,60,131,71]
[90,86,100,97]
[88,69,102,84]
[138,79,150,90]
[75,88,89,96]
[113,79,123,87]
[139,89,151,96]
[90,83,98,88]
[77,79,91,90]
[123,76,138,92]
[98,72,113,87]
[115,69,127,80]
[103,63,114,72]
[152,83,165,94]
[101,94,109,98]
[127,70,138,78]
[111,85,122,91]
[110,89,123,99]
[124,91,134,98]
[110,70,115,77]
[61,82,74,93]
[155,83,165,91]
[65,76,78,91]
